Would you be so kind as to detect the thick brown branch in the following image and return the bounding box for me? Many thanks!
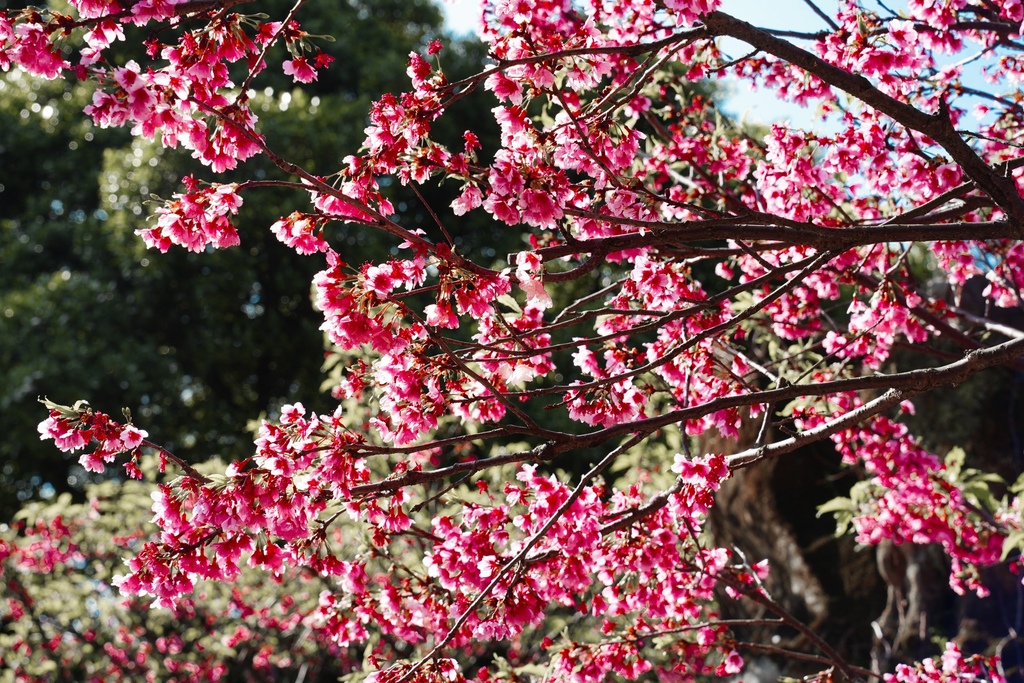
[701,11,1024,221]
[725,387,907,469]
[577,333,1024,451]
[347,336,1024,501]
[540,214,1023,263]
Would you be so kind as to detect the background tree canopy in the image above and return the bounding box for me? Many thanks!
[5,0,1024,681]
[0,0,501,518]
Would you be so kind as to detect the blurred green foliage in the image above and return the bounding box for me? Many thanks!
[0,457,359,681]
[0,0,504,519]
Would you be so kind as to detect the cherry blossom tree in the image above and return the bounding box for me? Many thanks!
[6,0,1024,680]
[1,458,360,681]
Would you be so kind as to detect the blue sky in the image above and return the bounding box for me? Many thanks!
[440,0,482,35]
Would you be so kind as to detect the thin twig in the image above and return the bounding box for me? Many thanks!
[239,0,306,94]
[394,433,647,683]
[142,440,211,484]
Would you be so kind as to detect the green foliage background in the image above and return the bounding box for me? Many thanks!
[0,457,360,681]
[0,0,503,518]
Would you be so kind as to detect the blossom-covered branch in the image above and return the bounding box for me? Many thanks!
[9,0,1024,680]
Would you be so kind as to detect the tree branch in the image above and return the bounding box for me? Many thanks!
[701,11,1024,222]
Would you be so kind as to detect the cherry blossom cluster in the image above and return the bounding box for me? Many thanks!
[13,0,1024,679]
[139,176,243,252]
[269,211,329,255]
[2,514,83,577]
[310,452,745,683]
[73,399,748,681]
[0,476,360,682]
[794,395,1012,597]
[34,387,745,672]
[112,403,374,605]
[37,399,149,478]
[1,0,336,176]
[884,642,1005,683]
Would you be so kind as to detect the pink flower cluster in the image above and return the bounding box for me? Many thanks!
[138,176,243,252]
[565,347,647,428]
[37,401,149,478]
[113,403,372,606]
[885,642,1004,683]
[0,20,68,77]
[802,398,1008,597]
[44,398,746,681]
[270,212,330,255]
[82,24,266,171]
[14,0,1024,679]
[4,514,84,576]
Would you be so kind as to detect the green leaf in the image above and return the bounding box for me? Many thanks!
[817,496,856,516]
[38,396,88,420]
[944,447,966,480]
[961,481,997,512]
[818,496,857,537]
[1000,530,1024,562]
[496,293,522,314]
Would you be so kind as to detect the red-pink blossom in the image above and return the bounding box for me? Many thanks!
[283,55,317,83]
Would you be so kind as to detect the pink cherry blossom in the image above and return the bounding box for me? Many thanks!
[14,0,1024,680]
[283,55,317,83]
